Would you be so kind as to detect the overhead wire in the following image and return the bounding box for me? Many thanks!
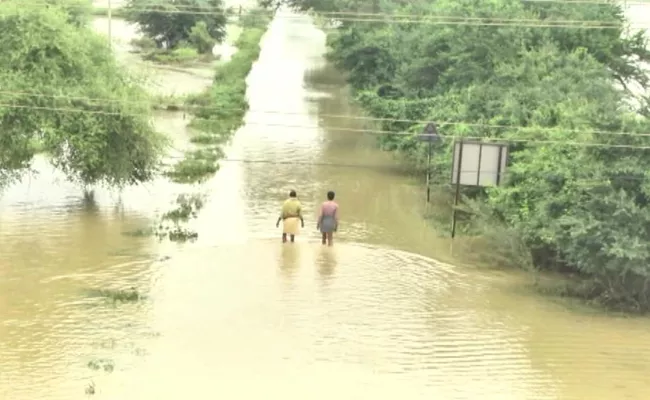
[5,101,650,149]
[29,0,650,10]
[2,89,650,141]
[3,2,647,184]
[163,156,414,171]
[157,157,650,187]
[522,0,650,5]
[90,6,624,26]
[31,0,640,19]
[9,1,642,29]
[7,1,640,73]
[0,3,647,148]
[90,14,634,30]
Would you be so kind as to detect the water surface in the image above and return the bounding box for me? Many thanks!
[1,9,650,400]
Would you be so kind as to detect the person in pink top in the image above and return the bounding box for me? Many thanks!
[317,191,339,246]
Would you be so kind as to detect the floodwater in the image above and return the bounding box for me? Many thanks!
[2,8,650,400]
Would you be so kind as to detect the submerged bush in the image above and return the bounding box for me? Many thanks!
[167,11,271,185]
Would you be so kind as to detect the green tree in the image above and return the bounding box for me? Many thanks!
[521,1,650,92]
[125,0,227,49]
[44,0,93,27]
[0,2,165,188]
[261,0,650,309]
[188,21,214,54]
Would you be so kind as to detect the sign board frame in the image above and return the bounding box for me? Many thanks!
[450,140,509,239]
[451,140,508,187]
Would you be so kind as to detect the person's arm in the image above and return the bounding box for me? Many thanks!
[316,203,323,229]
[297,203,304,227]
[276,203,284,227]
[333,205,339,231]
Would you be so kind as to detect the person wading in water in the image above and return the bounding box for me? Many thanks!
[276,190,304,243]
[317,190,339,246]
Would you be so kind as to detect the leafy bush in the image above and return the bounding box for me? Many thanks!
[130,36,157,50]
[143,45,199,64]
[168,12,271,184]
[44,0,93,27]
[262,0,650,311]
[125,0,227,49]
[189,21,215,54]
[170,46,200,61]
[0,2,165,188]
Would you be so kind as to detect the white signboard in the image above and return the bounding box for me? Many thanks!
[451,141,508,187]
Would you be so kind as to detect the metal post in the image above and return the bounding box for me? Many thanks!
[426,139,432,202]
[496,146,503,186]
[420,122,438,202]
[107,0,112,46]
[451,139,463,239]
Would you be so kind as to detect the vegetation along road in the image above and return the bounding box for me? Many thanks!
[1,0,650,399]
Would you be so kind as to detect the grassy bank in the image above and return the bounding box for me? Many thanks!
[165,11,271,184]
[420,183,650,314]
[308,3,650,314]
[129,36,219,66]
[108,10,269,243]
[143,47,215,65]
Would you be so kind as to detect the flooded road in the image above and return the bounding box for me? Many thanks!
[2,9,650,400]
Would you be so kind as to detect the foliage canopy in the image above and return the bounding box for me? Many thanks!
[172,11,270,183]
[262,0,650,310]
[0,1,164,189]
[125,0,228,51]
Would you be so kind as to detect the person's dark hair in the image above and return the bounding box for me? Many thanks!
[289,190,297,197]
[327,191,335,200]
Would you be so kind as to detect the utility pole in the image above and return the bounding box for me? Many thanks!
[108,0,112,47]
[418,122,439,203]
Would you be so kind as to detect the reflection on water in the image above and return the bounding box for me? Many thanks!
[279,243,301,278]
[315,246,337,280]
[1,7,650,400]
[74,242,559,399]
[92,17,216,96]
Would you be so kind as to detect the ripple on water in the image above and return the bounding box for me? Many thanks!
[0,222,158,400]
[78,240,559,400]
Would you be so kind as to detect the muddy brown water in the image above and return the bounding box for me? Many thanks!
[2,9,650,400]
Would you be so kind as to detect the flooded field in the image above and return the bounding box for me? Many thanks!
[1,7,650,400]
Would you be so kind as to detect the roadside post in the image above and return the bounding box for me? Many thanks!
[450,140,508,239]
[417,122,440,203]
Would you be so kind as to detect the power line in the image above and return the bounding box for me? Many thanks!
[6,4,646,186]
[54,0,644,21]
[14,0,613,15]
[274,9,626,26]
[2,90,650,140]
[13,0,647,29]
[33,0,649,11]
[8,2,638,29]
[2,5,648,149]
[92,6,624,27]
[99,13,629,30]
[522,0,650,5]
[77,4,644,90]
[3,102,650,149]
[160,158,650,185]
[165,157,411,171]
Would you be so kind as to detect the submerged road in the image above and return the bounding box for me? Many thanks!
[1,9,650,400]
